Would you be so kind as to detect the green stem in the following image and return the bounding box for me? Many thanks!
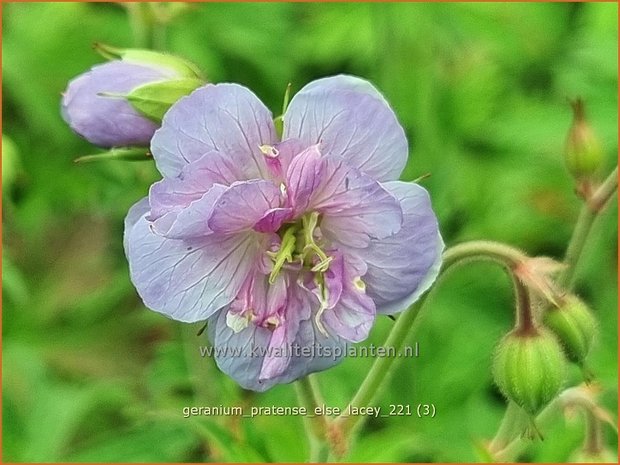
[491,386,605,461]
[442,240,527,271]
[443,241,537,333]
[332,241,530,444]
[125,2,167,50]
[559,166,618,288]
[584,410,603,454]
[513,274,535,335]
[295,376,329,462]
[334,293,428,438]
[488,401,530,455]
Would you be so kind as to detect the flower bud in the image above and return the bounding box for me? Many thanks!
[94,43,203,79]
[543,295,597,366]
[61,50,204,148]
[565,99,604,180]
[492,329,566,414]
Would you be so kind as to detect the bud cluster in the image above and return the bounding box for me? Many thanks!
[492,291,598,418]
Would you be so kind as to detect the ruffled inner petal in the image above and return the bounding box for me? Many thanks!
[309,156,403,248]
[208,179,291,234]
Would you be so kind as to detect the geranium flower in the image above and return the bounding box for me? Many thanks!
[124,75,443,391]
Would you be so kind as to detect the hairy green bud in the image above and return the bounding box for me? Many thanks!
[492,329,566,414]
[544,295,598,366]
[94,42,204,79]
[565,99,603,180]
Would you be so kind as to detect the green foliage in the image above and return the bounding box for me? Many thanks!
[3,2,617,462]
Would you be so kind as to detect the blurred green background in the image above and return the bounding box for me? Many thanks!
[2,2,618,462]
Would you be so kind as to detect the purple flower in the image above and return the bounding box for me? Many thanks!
[61,61,177,147]
[124,75,443,391]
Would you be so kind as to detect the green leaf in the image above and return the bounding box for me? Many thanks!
[74,146,152,163]
[127,78,204,121]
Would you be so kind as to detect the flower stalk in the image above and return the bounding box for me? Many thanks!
[295,376,330,462]
[559,166,618,288]
[333,292,428,441]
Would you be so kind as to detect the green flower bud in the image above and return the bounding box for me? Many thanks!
[565,99,604,180]
[94,43,204,79]
[543,295,598,366]
[492,329,566,414]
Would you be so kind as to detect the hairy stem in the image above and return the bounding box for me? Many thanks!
[126,3,154,49]
[488,401,530,454]
[442,240,527,270]
[296,376,329,462]
[584,410,603,454]
[491,385,608,461]
[559,166,618,288]
[513,275,535,335]
[333,292,428,440]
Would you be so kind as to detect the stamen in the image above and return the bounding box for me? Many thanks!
[269,226,297,284]
[259,144,279,158]
[226,311,251,333]
[313,274,330,336]
[354,277,366,292]
[264,315,280,331]
[315,302,329,337]
[311,255,333,273]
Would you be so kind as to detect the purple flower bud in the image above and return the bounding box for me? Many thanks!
[61,61,178,147]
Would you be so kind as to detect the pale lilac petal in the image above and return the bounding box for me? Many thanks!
[285,145,326,216]
[289,316,347,374]
[283,78,407,181]
[258,324,290,380]
[207,284,346,392]
[207,310,274,391]
[125,213,260,322]
[313,157,403,248]
[299,74,388,104]
[151,83,277,178]
[208,180,288,234]
[228,274,295,385]
[362,181,444,315]
[321,253,375,342]
[123,197,150,253]
[208,273,297,389]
